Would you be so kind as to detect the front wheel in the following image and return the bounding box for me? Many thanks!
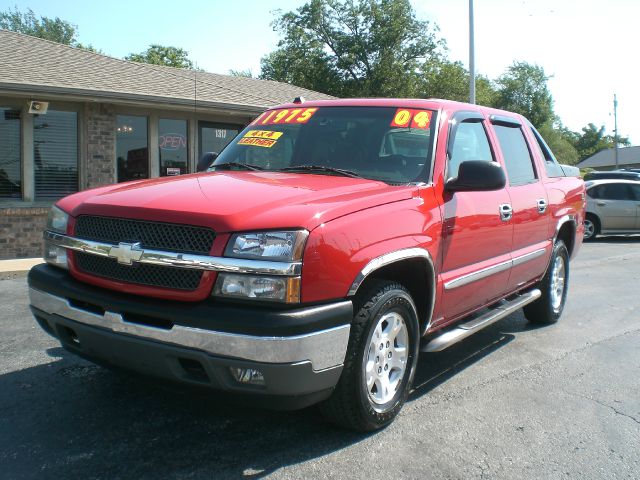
[320,280,420,432]
[524,240,569,324]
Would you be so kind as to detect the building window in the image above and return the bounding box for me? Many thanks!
[198,122,241,160]
[159,119,188,176]
[117,115,148,182]
[0,107,21,198]
[34,110,78,200]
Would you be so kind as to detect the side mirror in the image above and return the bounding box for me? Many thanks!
[445,160,506,192]
[197,152,218,172]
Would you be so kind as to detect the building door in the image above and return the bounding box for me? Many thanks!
[198,122,241,164]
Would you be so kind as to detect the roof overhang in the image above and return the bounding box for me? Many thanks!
[0,82,268,116]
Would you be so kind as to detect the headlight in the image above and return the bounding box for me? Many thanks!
[213,274,301,303]
[47,205,69,234]
[44,205,70,269]
[224,230,308,262]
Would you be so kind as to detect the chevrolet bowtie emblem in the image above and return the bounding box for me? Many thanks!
[108,242,144,265]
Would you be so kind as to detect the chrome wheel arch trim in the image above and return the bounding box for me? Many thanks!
[347,247,436,335]
[554,214,577,245]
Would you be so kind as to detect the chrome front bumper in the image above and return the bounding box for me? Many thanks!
[29,287,350,371]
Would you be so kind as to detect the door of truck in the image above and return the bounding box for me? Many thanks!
[488,116,551,291]
[438,112,514,322]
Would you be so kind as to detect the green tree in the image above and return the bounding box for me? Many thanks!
[494,61,554,128]
[422,60,496,106]
[572,123,630,161]
[0,6,99,51]
[260,0,445,97]
[125,45,198,70]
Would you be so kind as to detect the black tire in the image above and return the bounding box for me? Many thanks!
[583,214,600,242]
[524,240,569,324]
[320,280,420,432]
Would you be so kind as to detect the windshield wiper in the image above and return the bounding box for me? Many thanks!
[211,162,264,171]
[279,165,363,178]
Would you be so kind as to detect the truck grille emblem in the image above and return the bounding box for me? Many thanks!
[108,242,144,265]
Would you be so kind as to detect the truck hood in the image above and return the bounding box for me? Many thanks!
[59,171,419,233]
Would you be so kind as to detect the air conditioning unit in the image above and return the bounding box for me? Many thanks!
[28,101,49,115]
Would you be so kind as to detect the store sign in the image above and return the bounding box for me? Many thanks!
[159,133,187,150]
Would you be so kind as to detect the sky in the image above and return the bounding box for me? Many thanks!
[2,0,637,143]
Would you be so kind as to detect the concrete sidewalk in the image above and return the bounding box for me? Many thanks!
[0,258,43,274]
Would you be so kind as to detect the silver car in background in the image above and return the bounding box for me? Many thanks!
[584,179,640,240]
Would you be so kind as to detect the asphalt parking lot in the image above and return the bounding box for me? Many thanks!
[1,237,639,480]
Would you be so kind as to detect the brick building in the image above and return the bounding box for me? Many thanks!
[0,30,332,259]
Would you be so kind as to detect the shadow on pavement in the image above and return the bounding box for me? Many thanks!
[1,312,534,480]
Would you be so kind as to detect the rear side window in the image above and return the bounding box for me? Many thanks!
[596,183,635,201]
[447,122,493,179]
[529,126,566,177]
[493,125,537,186]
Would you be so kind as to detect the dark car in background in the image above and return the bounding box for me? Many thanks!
[583,170,640,182]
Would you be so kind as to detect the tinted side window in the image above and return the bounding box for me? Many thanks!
[631,184,640,200]
[529,125,566,177]
[447,122,493,179]
[600,183,634,200]
[493,125,536,186]
[586,185,601,199]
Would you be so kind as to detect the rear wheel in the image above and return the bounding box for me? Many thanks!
[524,240,569,324]
[320,280,420,432]
[583,214,600,241]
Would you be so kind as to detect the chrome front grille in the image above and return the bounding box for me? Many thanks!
[75,216,215,254]
[74,252,203,290]
[73,216,215,291]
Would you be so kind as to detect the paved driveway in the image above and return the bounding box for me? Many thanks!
[1,238,639,479]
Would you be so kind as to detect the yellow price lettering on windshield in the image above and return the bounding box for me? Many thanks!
[411,111,432,129]
[390,108,432,130]
[257,108,318,125]
[391,109,412,127]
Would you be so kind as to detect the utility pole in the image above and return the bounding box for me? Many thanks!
[613,94,619,169]
[469,0,476,104]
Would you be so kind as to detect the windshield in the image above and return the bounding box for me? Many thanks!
[210,106,437,184]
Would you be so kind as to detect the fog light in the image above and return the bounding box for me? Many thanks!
[43,240,68,269]
[230,367,265,386]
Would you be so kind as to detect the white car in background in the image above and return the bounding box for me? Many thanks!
[584,179,640,240]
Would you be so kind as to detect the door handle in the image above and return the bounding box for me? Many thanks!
[596,201,606,206]
[499,203,513,222]
[537,198,547,214]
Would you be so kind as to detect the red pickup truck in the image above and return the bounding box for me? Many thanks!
[29,99,585,431]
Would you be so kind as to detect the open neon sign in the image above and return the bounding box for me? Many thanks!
[159,133,187,150]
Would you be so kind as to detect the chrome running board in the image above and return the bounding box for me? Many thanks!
[421,289,541,353]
